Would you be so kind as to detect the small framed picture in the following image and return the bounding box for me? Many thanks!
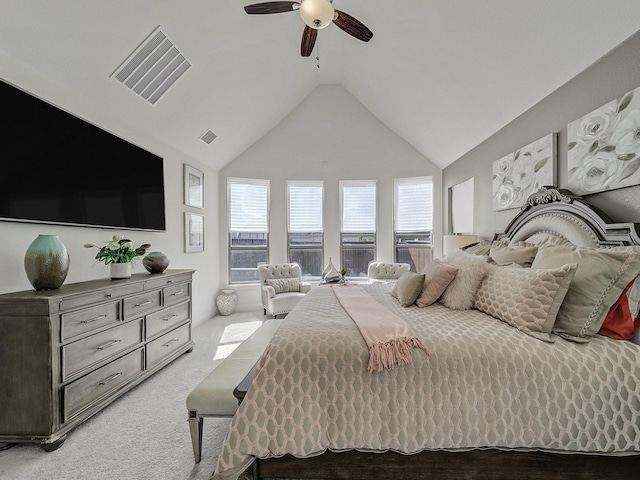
[184,212,204,253]
[184,164,204,208]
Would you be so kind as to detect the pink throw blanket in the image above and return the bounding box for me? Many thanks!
[332,284,431,372]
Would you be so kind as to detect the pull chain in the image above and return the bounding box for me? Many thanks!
[316,36,320,69]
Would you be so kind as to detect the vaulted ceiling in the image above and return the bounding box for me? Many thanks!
[1,1,640,170]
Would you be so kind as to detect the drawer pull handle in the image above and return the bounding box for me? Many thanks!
[170,291,185,296]
[134,300,153,307]
[97,339,121,351]
[163,314,179,322]
[105,293,112,298]
[162,338,179,347]
[99,372,122,386]
[80,314,107,324]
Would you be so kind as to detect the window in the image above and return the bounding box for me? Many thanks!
[228,178,269,283]
[287,181,323,280]
[394,177,433,272]
[340,180,376,279]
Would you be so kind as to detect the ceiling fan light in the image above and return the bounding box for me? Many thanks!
[300,0,334,29]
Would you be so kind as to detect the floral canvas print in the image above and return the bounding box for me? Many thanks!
[492,133,556,211]
[568,86,640,195]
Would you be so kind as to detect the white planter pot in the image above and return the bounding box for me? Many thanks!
[110,263,132,279]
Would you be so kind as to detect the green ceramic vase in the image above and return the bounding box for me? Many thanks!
[24,234,70,290]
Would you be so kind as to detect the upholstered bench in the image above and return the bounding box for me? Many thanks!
[367,262,411,282]
[186,318,283,463]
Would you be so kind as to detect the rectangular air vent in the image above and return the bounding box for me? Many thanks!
[111,26,191,105]
[200,130,217,145]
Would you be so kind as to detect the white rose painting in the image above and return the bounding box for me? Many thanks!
[492,133,556,211]
[568,86,640,195]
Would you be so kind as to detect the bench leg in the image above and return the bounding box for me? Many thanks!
[188,411,203,463]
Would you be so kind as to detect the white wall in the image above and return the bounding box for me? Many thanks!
[0,60,220,326]
[218,85,442,311]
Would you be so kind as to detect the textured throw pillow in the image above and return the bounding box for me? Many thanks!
[265,277,300,294]
[599,275,640,340]
[390,271,425,307]
[415,260,458,307]
[474,263,577,342]
[439,251,489,310]
[531,237,640,343]
[489,244,538,267]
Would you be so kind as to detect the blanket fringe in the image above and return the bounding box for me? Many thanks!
[367,337,432,373]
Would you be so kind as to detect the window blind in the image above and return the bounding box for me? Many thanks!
[288,183,323,233]
[229,180,269,232]
[341,182,376,232]
[394,178,433,232]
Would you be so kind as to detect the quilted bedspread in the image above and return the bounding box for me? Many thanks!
[212,283,640,480]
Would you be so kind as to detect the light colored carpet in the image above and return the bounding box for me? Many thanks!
[0,311,266,480]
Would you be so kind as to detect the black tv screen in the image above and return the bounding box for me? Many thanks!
[0,79,166,231]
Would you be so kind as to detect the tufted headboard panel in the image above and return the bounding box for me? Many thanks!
[494,187,640,247]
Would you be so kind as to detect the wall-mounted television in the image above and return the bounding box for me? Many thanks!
[0,79,166,231]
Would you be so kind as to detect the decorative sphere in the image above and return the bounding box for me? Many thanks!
[143,251,170,273]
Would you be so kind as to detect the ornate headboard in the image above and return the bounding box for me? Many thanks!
[494,187,640,248]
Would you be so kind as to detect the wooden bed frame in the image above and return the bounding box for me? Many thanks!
[247,187,640,480]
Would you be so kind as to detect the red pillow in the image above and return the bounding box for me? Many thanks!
[599,276,640,340]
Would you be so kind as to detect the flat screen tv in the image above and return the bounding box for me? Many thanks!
[0,79,166,231]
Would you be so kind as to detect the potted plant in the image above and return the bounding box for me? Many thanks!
[84,235,151,279]
[339,268,349,283]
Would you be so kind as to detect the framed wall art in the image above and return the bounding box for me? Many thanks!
[567,85,640,195]
[492,133,557,211]
[184,164,204,208]
[184,212,204,253]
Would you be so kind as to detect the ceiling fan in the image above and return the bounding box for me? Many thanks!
[244,0,373,57]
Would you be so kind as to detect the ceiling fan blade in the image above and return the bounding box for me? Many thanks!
[333,10,373,42]
[301,26,317,57]
[244,2,299,15]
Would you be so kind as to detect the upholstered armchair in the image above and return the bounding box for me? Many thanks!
[367,262,411,282]
[258,263,311,318]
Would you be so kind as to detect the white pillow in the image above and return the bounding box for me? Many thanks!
[440,251,489,310]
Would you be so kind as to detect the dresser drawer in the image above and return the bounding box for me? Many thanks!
[61,300,121,341]
[163,282,190,306]
[62,319,143,381]
[63,348,144,421]
[146,323,191,368]
[144,272,193,290]
[146,301,190,339]
[123,290,162,320]
[60,283,143,311]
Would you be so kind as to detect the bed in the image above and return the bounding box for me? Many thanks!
[212,187,640,480]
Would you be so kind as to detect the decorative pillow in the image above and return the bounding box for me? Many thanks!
[531,237,640,343]
[390,271,425,307]
[439,251,489,310]
[599,275,640,340]
[474,263,577,342]
[489,244,538,267]
[265,277,300,294]
[415,260,458,307]
[463,240,508,257]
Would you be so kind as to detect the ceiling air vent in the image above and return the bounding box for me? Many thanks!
[111,26,191,105]
[200,130,217,145]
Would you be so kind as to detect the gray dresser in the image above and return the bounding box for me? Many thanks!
[0,269,195,451]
